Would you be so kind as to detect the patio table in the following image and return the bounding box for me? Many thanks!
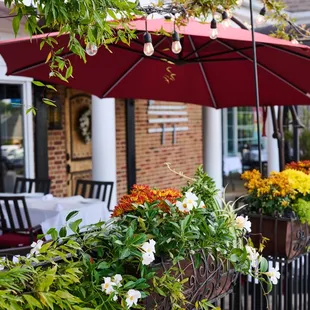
[0,193,111,238]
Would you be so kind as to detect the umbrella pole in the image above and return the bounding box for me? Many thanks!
[249,0,263,174]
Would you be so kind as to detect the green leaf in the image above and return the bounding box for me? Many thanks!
[26,107,37,115]
[56,290,81,302]
[66,211,79,221]
[69,218,83,233]
[42,98,57,107]
[12,14,21,37]
[46,228,58,241]
[260,257,268,273]
[46,84,57,91]
[32,80,45,87]
[97,261,111,269]
[65,65,73,79]
[59,226,67,238]
[119,248,131,259]
[23,295,43,309]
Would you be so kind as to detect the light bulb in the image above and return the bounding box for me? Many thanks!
[290,37,299,44]
[210,18,218,40]
[221,11,230,28]
[256,14,266,25]
[172,41,182,54]
[214,12,222,22]
[236,0,243,7]
[256,6,266,26]
[171,31,182,54]
[143,42,154,56]
[210,28,218,40]
[225,9,233,19]
[143,32,154,56]
[85,42,98,56]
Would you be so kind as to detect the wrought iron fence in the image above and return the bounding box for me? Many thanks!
[213,252,310,310]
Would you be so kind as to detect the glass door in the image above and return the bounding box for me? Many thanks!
[0,84,24,192]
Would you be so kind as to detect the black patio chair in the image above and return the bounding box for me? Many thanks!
[0,196,42,248]
[14,177,51,195]
[0,245,32,260]
[74,180,114,211]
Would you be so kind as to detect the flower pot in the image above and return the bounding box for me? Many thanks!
[144,251,237,309]
[249,214,310,261]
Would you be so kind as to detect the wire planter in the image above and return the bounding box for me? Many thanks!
[247,213,310,261]
[144,251,238,309]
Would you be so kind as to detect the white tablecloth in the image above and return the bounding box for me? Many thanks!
[0,194,111,237]
[223,156,242,176]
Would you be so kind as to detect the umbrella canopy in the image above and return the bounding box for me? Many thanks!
[0,18,310,108]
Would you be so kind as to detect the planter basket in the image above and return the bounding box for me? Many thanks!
[249,214,310,261]
[144,251,237,309]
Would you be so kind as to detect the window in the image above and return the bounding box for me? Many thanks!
[0,81,34,192]
[223,107,264,157]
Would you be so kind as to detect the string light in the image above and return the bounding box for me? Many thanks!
[289,35,299,44]
[171,21,182,54]
[171,31,182,54]
[256,6,266,25]
[210,18,218,40]
[236,0,243,7]
[221,11,230,28]
[143,19,154,56]
[85,42,98,56]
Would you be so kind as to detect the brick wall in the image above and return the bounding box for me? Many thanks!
[115,99,128,199]
[47,95,203,200]
[47,86,67,197]
[115,99,203,200]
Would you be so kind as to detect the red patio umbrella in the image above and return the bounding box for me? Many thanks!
[0,18,310,108]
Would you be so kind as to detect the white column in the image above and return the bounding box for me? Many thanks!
[203,107,222,190]
[91,96,117,208]
[267,106,279,173]
[22,80,35,178]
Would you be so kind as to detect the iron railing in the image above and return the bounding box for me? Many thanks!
[213,252,310,310]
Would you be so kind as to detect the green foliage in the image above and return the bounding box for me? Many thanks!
[0,166,276,309]
[292,198,310,225]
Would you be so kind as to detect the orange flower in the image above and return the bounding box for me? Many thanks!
[112,184,182,217]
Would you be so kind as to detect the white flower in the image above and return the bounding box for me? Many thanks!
[113,294,118,301]
[30,240,44,255]
[0,258,5,270]
[235,216,252,232]
[113,274,122,287]
[198,201,206,208]
[142,239,156,254]
[176,200,193,213]
[142,252,155,265]
[101,277,116,294]
[126,289,141,308]
[266,266,281,285]
[184,192,198,208]
[12,255,20,264]
[245,246,260,268]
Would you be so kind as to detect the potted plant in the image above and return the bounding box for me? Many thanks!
[241,168,310,260]
[0,166,279,309]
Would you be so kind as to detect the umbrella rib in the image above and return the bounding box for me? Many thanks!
[192,44,264,61]
[11,51,74,75]
[262,44,310,62]
[188,35,217,108]
[102,37,169,98]
[217,39,310,100]
[183,40,214,60]
[101,58,144,97]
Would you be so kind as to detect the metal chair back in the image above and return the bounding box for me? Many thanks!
[74,180,114,210]
[14,177,51,195]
